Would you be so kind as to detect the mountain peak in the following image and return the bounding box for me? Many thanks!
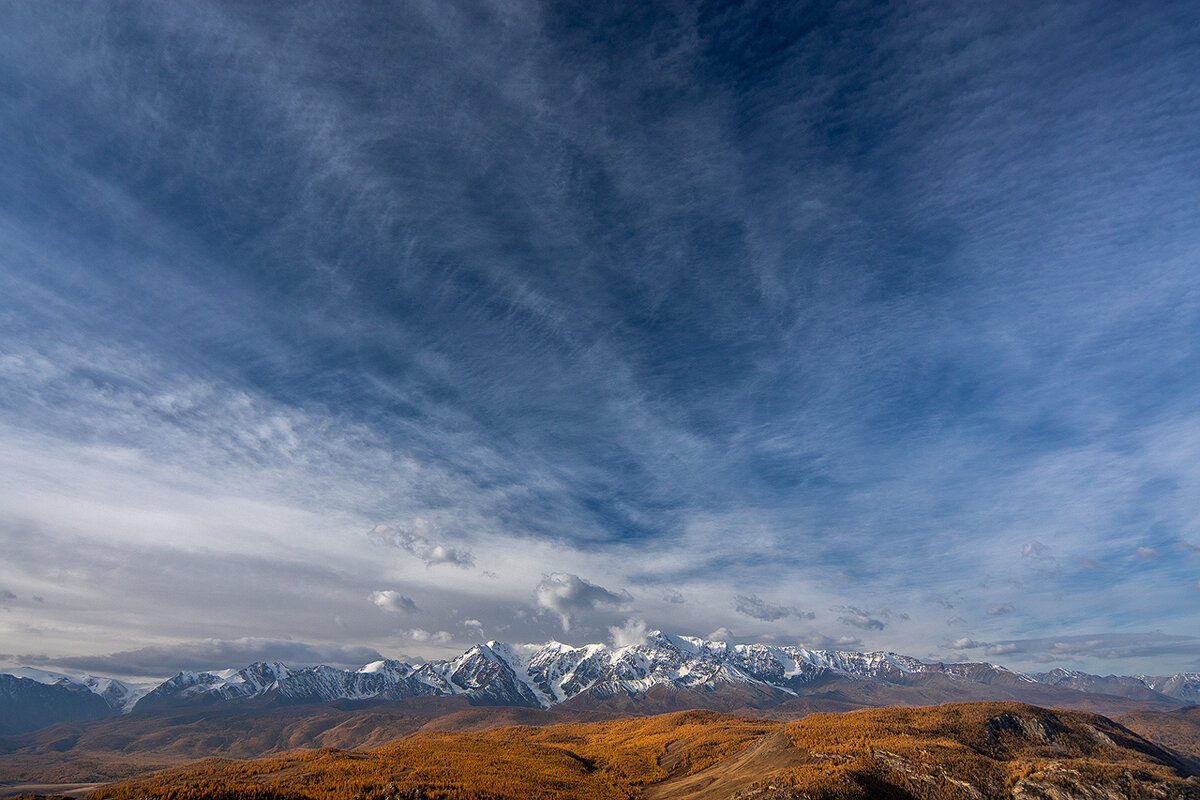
[6,634,1199,727]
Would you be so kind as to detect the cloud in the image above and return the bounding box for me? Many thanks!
[608,617,650,648]
[706,627,734,642]
[1020,542,1062,579]
[945,633,1200,665]
[534,573,629,632]
[985,643,1019,656]
[3,0,1200,677]
[734,594,814,622]
[18,638,385,677]
[369,524,475,568]
[1135,546,1158,559]
[834,606,906,631]
[663,590,685,604]
[839,612,884,631]
[405,629,453,645]
[0,590,14,601]
[370,590,418,613]
[796,632,865,651]
[987,603,1014,616]
[1022,542,1050,559]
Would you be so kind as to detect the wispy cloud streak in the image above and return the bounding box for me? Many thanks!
[1,0,1199,675]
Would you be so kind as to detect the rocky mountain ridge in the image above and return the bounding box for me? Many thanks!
[86,631,1200,710]
[3,631,1197,734]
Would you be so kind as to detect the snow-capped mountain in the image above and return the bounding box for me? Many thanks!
[4,632,1197,734]
[0,673,114,735]
[123,632,1200,711]
[130,633,932,711]
[0,666,153,712]
[1141,672,1200,704]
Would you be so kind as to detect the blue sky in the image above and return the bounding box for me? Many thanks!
[2,0,1199,678]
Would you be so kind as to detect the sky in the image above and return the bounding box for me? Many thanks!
[1,0,1199,680]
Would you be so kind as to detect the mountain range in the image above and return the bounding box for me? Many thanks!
[3,632,1198,736]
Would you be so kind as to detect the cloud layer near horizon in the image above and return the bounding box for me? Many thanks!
[2,0,1200,677]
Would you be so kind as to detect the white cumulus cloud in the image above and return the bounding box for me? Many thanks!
[535,572,629,632]
[370,590,418,613]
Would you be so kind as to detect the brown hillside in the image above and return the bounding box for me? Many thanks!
[0,699,478,783]
[80,703,1199,800]
[86,710,774,800]
[750,702,1197,800]
[0,678,1181,787]
[1119,704,1200,772]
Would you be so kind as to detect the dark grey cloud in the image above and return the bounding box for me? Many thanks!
[839,612,884,631]
[734,594,814,622]
[834,606,906,632]
[535,573,630,632]
[987,603,1015,616]
[20,638,385,677]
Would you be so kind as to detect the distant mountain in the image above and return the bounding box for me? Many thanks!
[1144,672,1200,704]
[4,632,1197,736]
[0,674,113,735]
[1,666,152,712]
[127,632,1200,712]
[0,667,153,735]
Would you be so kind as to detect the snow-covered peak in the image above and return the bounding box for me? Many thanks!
[1,666,82,685]
[0,666,153,712]
[16,634,1200,717]
[358,658,412,675]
